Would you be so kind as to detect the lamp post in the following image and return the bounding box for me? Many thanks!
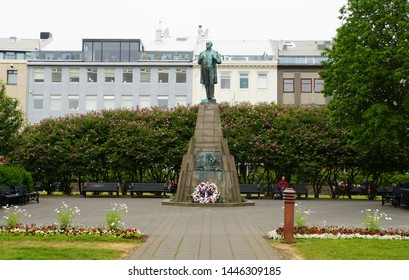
[283,187,296,244]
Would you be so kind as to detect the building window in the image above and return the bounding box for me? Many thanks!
[32,94,43,110]
[139,95,151,108]
[257,73,268,89]
[123,68,133,83]
[301,79,312,93]
[314,78,324,93]
[176,68,187,83]
[103,42,120,62]
[140,68,151,83]
[157,95,168,107]
[220,74,230,89]
[158,68,169,83]
[105,68,115,83]
[121,95,133,109]
[130,42,140,62]
[283,79,294,93]
[87,68,98,83]
[121,42,130,62]
[7,70,17,85]
[5,52,16,60]
[103,95,115,109]
[69,68,80,83]
[93,42,102,62]
[34,68,44,82]
[240,73,249,89]
[52,68,62,83]
[175,95,187,106]
[50,95,61,111]
[86,95,97,111]
[68,95,79,110]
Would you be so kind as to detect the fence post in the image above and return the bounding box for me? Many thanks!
[283,187,296,244]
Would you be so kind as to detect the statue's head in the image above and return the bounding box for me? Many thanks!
[206,41,213,49]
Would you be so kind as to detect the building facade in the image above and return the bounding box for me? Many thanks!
[0,34,52,113]
[2,29,330,124]
[276,40,331,106]
[192,39,278,105]
[26,38,194,123]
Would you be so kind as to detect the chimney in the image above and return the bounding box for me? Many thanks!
[40,32,52,40]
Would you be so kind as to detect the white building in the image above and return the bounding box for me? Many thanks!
[193,39,278,105]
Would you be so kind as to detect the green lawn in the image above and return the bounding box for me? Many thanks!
[0,235,143,260]
[285,239,409,260]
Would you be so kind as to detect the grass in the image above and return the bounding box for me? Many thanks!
[0,235,143,260]
[272,239,409,260]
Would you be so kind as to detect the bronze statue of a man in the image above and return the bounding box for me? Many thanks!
[198,41,222,101]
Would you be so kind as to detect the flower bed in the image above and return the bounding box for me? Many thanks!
[0,224,142,239]
[267,226,409,240]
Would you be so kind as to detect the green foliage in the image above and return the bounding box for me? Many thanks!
[0,82,25,157]
[10,106,197,193]
[2,206,31,228]
[321,0,409,188]
[0,165,33,187]
[7,103,409,198]
[106,203,128,230]
[55,202,80,229]
[220,103,355,195]
[294,203,311,227]
[361,208,391,231]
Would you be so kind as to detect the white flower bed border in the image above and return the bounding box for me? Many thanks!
[267,229,409,240]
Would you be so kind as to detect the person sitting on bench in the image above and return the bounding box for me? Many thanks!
[277,176,289,196]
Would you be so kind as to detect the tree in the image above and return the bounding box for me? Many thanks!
[320,0,409,191]
[0,82,25,157]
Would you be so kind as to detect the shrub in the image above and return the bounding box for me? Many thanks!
[106,203,128,230]
[0,165,33,188]
[2,206,31,228]
[55,202,80,229]
[361,209,391,231]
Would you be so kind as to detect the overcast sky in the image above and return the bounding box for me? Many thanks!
[2,0,347,42]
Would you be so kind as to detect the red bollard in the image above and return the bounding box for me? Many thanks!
[283,188,296,244]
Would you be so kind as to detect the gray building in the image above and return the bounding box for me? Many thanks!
[276,40,331,106]
[27,37,194,123]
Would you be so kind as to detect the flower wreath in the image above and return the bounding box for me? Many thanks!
[192,182,220,203]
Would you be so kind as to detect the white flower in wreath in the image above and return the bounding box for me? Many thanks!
[192,182,220,203]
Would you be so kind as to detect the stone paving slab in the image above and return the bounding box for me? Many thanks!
[3,196,409,260]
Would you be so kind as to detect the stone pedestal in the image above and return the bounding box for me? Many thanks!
[175,103,242,203]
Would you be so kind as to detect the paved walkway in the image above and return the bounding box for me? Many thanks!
[4,197,409,260]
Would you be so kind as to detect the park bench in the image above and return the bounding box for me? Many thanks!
[271,184,282,200]
[381,187,401,207]
[270,184,308,199]
[82,182,120,198]
[14,185,39,204]
[0,185,24,206]
[240,184,261,199]
[293,184,309,199]
[128,183,167,198]
[399,189,409,209]
[336,185,361,199]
